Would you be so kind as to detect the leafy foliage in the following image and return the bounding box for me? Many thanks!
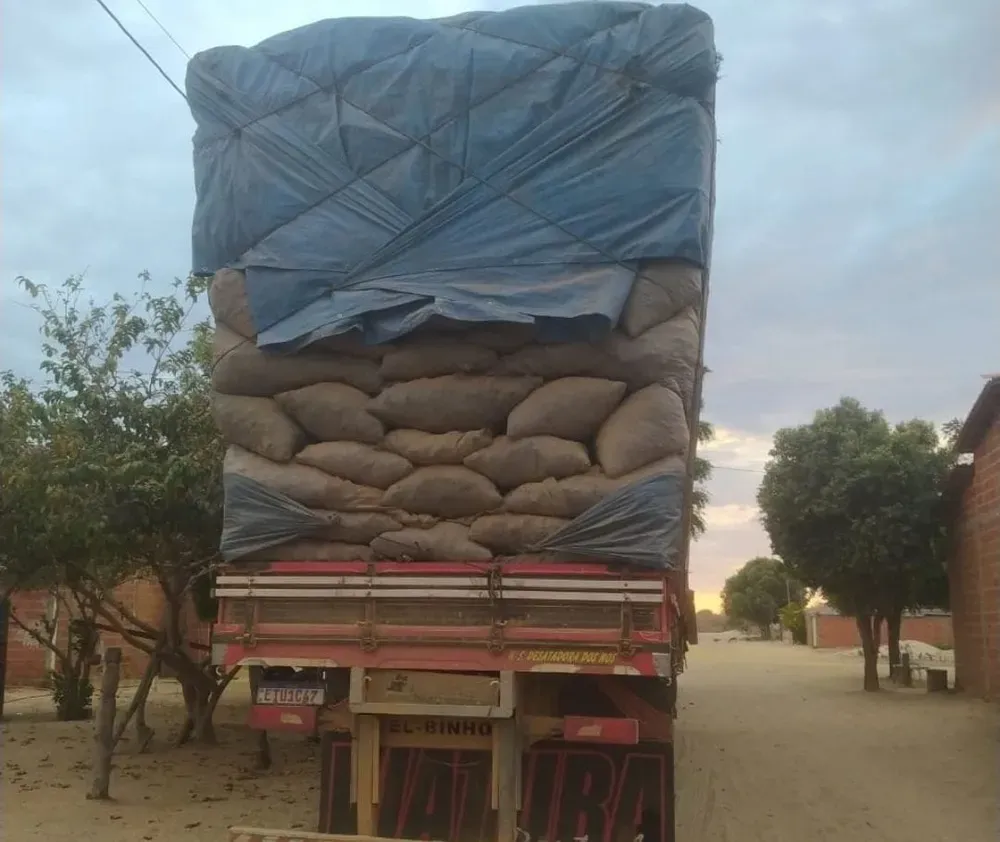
[690,419,714,540]
[756,397,953,689]
[721,557,803,639]
[3,273,232,738]
[779,601,808,645]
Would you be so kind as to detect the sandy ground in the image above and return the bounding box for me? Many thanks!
[2,642,997,841]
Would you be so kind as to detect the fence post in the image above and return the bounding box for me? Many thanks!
[0,599,9,720]
[900,651,913,688]
[88,647,122,800]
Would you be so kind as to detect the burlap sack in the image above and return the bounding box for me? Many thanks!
[603,308,699,394]
[244,539,373,562]
[370,522,493,562]
[382,429,493,465]
[620,261,703,338]
[464,436,590,490]
[596,385,689,478]
[295,442,412,489]
[503,474,609,518]
[224,446,383,511]
[212,325,382,397]
[209,269,256,338]
[369,375,541,433]
[494,342,620,380]
[313,511,402,544]
[311,334,391,360]
[507,377,627,441]
[276,383,385,443]
[382,466,502,518]
[464,323,537,353]
[380,343,498,380]
[211,392,305,462]
[618,454,688,483]
[388,510,441,529]
[469,514,569,554]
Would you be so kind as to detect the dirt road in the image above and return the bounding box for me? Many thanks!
[2,642,996,841]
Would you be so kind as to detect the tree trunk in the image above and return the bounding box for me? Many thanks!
[759,623,772,641]
[855,614,880,692]
[886,611,902,679]
[177,677,217,746]
[113,655,158,752]
[88,648,121,800]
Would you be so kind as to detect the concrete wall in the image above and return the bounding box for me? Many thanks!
[951,420,1000,701]
[809,614,954,650]
[4,579,209,687]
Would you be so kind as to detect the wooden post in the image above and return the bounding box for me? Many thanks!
[900,652,913,688]
[0,598,9,720]
[926,668,948,693]
[88,647,122,800]
[493,718,519,842]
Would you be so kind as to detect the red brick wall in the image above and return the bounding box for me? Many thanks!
[3,579,209,688]
[951,420,1000,700]
[811,614,954,649]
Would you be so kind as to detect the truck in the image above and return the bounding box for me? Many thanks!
[191,4,717,841]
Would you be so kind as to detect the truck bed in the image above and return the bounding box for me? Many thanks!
[212,560,678,678]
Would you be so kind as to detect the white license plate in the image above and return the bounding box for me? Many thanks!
[255,685,326,706]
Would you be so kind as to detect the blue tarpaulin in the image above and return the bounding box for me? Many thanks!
[186,2,716,351]
[192,3,716,569]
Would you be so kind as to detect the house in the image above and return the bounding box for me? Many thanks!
[803,602,953,649]
[947,377,1000,701]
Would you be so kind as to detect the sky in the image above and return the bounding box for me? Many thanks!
[2,1,998,612]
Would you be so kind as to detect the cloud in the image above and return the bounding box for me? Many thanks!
[2,0,996,601]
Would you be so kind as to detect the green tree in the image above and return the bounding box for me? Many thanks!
[757,398,952,690]
[779,601,808,645]
[6,274,234,742]
[690,419,714,539]
[721,557,803,640]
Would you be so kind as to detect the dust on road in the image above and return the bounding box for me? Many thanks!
[2,642,996,841]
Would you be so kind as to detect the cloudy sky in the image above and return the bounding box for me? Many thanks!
[2,1,998,611]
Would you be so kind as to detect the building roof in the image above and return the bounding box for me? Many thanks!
[955,376,1000,454]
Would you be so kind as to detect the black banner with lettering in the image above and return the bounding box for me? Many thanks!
[318,736,674,842]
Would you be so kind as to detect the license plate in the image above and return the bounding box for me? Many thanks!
[254,684,326,706]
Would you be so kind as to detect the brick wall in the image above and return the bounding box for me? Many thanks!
[3,579,209,688]
[809,614,954,649]
[951,420,1000,700]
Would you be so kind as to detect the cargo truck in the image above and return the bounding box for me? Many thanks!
[191,3,717,840]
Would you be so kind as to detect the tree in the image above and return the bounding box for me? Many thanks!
[5,274,235,741]
[690,419,714,539]
[779,601,808,645]
[721,556,803,640]
[757,398,952,691]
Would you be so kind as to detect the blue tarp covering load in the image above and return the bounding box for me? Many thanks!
[191,2,717,570]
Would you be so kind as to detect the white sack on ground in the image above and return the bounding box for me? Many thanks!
[507,377,626,441]
[295,442,413,489]
[276,383,385,443]
[464,436,590,490]
[313,511,402,544]
[209,269,256,338]
[211,393,305,462]
[368,375,541,433]
[603,307,699,394]
[382,429,493,465]
[244,539,373,562]
[620,261,703,338]
[224,446,382,511]
[380,343,498,380]
[596,385,689,478]
[370,522,493,562]
[212,324,383,397]
[469,514,570,554]
[382,466,502,518]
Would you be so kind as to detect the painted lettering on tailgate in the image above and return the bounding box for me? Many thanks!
[254,685,325,706]
[510,649,617,665]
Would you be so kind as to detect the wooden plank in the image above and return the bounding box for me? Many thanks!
[364,670,499,707]
[355,715,379,835]
[493,718,519,842]
[218,575,662,591]
[215,587,662,604]
[230,829,432,842]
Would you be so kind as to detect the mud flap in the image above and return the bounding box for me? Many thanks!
[318,735,674,842]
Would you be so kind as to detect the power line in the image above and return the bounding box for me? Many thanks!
[131,0,190,60]
[92,0,187,101]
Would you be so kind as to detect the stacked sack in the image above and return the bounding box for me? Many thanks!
[211,261,701,563]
